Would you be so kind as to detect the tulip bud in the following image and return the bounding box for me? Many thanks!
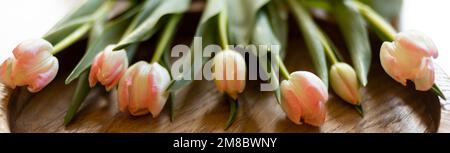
[330,63,360,105]
[280,71,328,127]
[89,45,128,91]
[118,61,171,117]
[380,30,438,91]
[0,39,58,92]
[213,49,246,100]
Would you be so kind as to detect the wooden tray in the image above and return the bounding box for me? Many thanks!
[1,6,450,133]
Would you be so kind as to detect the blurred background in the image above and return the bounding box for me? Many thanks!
[0,0,449,74]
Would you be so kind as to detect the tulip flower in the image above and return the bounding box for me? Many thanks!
[0,58,14,88]
[0,39,58,93]
[330,63,360,105]
[280,71,328,127]
[118,61,171,117]
[380,30,438,91]
[89,45,128,91]
[213,49,246,100]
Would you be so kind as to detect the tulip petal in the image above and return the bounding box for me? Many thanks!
[129,62,151,116]
[396,31,438,58]
[213,50,246,100]
[26,57,59,93]
[380,31,438,91]
[290,71,328,102]
[214,51,227,93]
[89,51,104,87]
[89,45,128,90]
[3,39,59,92]
[280,80,303,125]
[281,71,328,127]
[330,63,360,105]
[0,58,16,89]
[413,58,435,91]
[118,65,135,113]
[147,63,171,118]
[380,42,406,86]
[12,39,53,61]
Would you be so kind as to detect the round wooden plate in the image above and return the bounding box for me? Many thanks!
[1,9,450,133]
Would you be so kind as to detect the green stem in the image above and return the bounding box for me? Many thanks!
[287,0,329,87]
[218,10,229,50]
[122,4,146,38]
[352,1,396,41]
[92,0,115,20]
[151,14,182,63]
[52,23,92,54]
[317,29,339,65]
[51,0,115,54]
[276,54,290,80]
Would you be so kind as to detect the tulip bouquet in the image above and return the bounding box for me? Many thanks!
[0,0,446,129]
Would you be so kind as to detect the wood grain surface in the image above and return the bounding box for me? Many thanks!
[1,3,450,133]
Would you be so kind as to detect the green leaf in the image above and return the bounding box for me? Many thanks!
[65,9,136,84]
[251,2,288,105]
[287,0,328,87]
[352,1,396,41]
[432,84,446,100]
[270,62,282,104]
[274,83,282,104]
[224,96,239,130]
[48,0,117,54]
[167,92,177,122]
[168,0,226,91]
[89,19,107,47]
[44,16,92,45]
[355,104,364,117]
[266,1,288,58]
[114,0,191,50]
[357,0,403,20]
[151,14,183,63]
[162,41,176,121]
[317,28,343,63]
[304,0,403,21]
[304,0,333,11]
[64,70,90,125]
[252,7,283,57]
[199,0,227,24]
[63,7,118,125]
[151,14,183,121]
[123,0,163,37]
[334,0,371,86]
[226,0,270,45]
[47,0,104,33]
[251,6,287,104]
[44,0,105,45]
[126,44,139,62]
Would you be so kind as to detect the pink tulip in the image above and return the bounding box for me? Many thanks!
[0,39,58,92]
[118,61,171,117]
[330,63,360,105]
[0,58,15,88]
[380,30,438,91]
[89,45,128,91]
[213,49,246,100]
[280,71,328,127]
